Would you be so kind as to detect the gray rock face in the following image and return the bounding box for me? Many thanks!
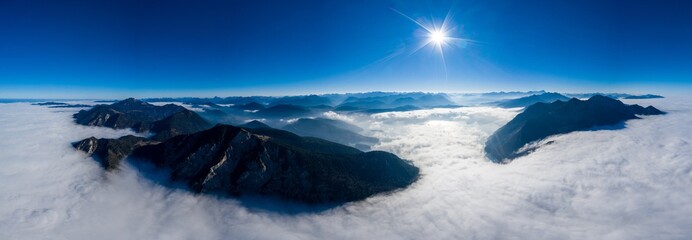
[72,135,151,170]
[132,125,419,203]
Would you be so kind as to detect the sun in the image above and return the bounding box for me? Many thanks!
[429,29,447,45]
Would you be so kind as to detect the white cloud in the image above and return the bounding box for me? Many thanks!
[148,101,204,112]
[1,97,691,240]
[244,118,267,123]
[280,118,300,124]
[322,111,357,124]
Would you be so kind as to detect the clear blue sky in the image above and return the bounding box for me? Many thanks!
[1,0,690,98]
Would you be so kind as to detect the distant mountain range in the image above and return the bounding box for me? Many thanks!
[140,93,463,127]
[256,104,311,118]
[334,93,455,111]
[145,92,456,113]
[564,93,664,99]
[282,118,378,151]
[488,92,664,108]
[622,94,665,99]
[32,102,92,108]
[459,90,548,99]
[485,95,665,162]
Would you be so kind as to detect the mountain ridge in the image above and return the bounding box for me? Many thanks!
[485,95,665,162]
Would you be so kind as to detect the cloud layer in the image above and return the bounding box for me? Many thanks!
[1,97,691,240]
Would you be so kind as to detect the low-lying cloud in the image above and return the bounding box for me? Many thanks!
[1,97,691,240]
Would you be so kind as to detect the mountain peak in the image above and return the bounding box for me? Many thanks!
[116,97,144,105]
[239,120,271,129]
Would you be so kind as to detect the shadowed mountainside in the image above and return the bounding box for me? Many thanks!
[74,124,418,204]
[282,118,378,150]
[485,95,665,162]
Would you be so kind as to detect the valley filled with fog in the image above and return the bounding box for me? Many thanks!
[1,96,691,240]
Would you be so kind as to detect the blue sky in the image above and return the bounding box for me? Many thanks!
[1,0,690,98]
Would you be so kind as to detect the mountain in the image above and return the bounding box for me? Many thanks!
[485,95,665,162]
[565,93,664,99]
[145,96,273,105]
[256,104,310,118]
[282,118,377,150]
[268,95,333,107]
[416,93,455,107]
[362,105,422,114]
[48,104,91,108]
[203,109,228,117]
[333,105,362,112]
[492,92,570,108]
[148,110,213,141]
[233,102,266,111]
[335,93,455,110]
[623,94,664,99]
[127,124,418,203]
[478,90,546,98]
[336,100,387,110]
[391,97,416,106]
[239,120,272,129]
[188,101,221,109]
[32,101,69,106]
[33,102,91,108]
[74,98,186,129]
[74,98,211,140]
[309,104,334,111]
[73,135,150,170]
[142,93,456,114]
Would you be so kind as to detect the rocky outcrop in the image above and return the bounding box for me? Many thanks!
[485,95,665,162]
[72,135,151,170]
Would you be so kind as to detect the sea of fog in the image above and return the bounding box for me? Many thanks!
[1,97,691,240]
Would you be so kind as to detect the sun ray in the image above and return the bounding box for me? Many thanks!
[390,8,432,33]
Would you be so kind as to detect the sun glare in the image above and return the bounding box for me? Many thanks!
[429,30,447,45]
